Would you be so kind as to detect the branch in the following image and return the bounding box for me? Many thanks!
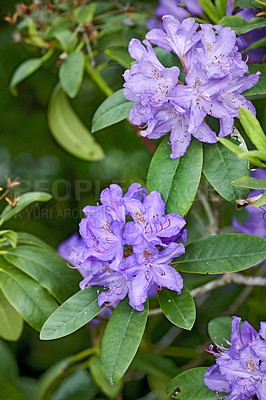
[148,273,266,317]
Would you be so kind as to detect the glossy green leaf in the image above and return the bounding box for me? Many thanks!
[0,263,58,331]
[40,286,105,340]
[9,58,42,96]
[3,245,80,303]
[0,289,24,342]
[16,232,53,250]
[203,142,249,203]
[167,367,220,399]
[231,176,266,190]
[199,0,219,23]
[172,234,266,274]
[0,230,17,248]
[105,47,133,69]
[239,150,266,163]
[0,339,19,380]
[243,65,266,99]
[48,86,104,161]
[89,356,123,399]
[101,298,149,385]
[0,380,27,400]
[147,137,203,217]
[218,137,266,168]
[59,52,84,98]
[239,107,266,152]
[73,3,96,24]
[251,192,266,207]
[235,0,264,8]
[158,287,196,330]
[215,0,227,18]
[208,316,233,346]
[219,16,266,33]
[91,89,136,133]
[0,192,52,227]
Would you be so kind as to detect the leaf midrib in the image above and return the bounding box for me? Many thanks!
[109,308,134,384]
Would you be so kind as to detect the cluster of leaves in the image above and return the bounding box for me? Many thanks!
[2,0,266,399]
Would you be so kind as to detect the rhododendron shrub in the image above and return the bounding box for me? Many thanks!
[2,0,266,399]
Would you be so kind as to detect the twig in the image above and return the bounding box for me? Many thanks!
[197,188,217,234]
[148,273,266,317]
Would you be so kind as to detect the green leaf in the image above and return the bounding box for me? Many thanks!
[101,298,149,385]
[73,3,96,24]
[51,370,97,400]
[218,137,266,168]
[243,65,266,99]
[0,289,24,342]
[158,287,196,330]
[0,263,58,331]
[3,245,80,303]
[219,16,266,33]
[239,150,266,163]
[34,356,74,400]
[59,52,84,98]
[235,0,264,8]
[88,356,123,399]
[105,47,133,69]
[48,86,104,161]
[243,37,266,53]
[54,30,78,52]
[231,176,266,190]
[173,234,266,274]
[251,192,266,207]
[0,192,52,227]
[208,316,233,346]
[0,380,27,400]
[239,107,266,152]
[203,142,249,203]
[132,352,178,377]
[214,0,227,18]
[167,367,220,399]
[0,230,17,248]
[40,286,105,340]
[91,89,136,133]
[199,0,220,23]
[147,137,203,217]
[16,232,53,250]
[9,58,42,96]
[0,339,19,380]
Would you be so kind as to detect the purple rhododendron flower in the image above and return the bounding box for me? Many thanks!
[59,183,186,312]
[232,168,266,269]
[204,316,266,400]
[124,16,260,159]
[150,0,265,64]
[148,0,202,29]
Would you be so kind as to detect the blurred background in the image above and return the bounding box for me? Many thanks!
[0,1,265,399]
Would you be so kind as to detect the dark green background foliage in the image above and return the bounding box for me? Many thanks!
[0,1,266,399]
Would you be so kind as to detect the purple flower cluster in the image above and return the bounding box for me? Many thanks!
[59,183,187,311]
[149,0,202,27]
[204,316,266,400]
[124,17,260,159]
[233,168,266,269]
[150,0,266,64]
